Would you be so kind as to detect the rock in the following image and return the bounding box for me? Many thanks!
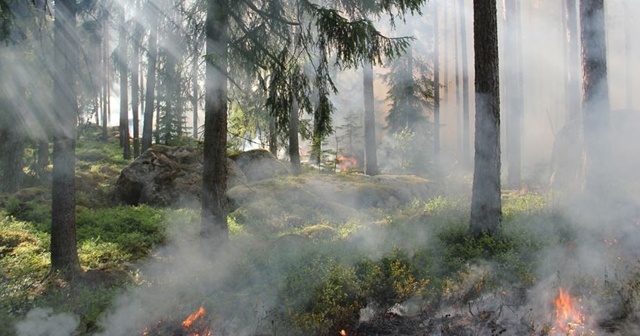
[229,149,290,182]
[114,145,247,206]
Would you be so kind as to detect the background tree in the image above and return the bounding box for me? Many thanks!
[469,0,501,237]
[580,0,611,195]
[458,0,471,169]
[131,3,143,157]
[363,61,378,175]
[51,0,82,277]
[382,42,435,175]
[504,0,524,188]
[142,1,159,152]
[117,5,131,159]
[433,0,440,157]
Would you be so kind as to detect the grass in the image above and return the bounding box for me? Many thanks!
[1,130,639,335]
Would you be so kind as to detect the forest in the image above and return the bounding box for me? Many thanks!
[1,0,640,335]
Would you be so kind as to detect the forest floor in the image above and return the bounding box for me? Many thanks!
[2,130,640,336]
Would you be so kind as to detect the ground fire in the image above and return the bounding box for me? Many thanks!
[141,305,212,336]
[551,288,594,336]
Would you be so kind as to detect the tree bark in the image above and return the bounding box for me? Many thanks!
[580,0,610,195]
[363,61,378,175]
[51,0,81,278]
[201,0,230,243]
[469,0,502,237]
[142,6,158,153]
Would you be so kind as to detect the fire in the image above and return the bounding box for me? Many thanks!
[337,155,357,172]
[182,305,207,329]
[339,329,347,336]
[551,288,594,335]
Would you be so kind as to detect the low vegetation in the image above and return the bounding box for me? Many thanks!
[1,132,639,336]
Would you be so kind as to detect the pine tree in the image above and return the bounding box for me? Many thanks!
[469,0,501,238]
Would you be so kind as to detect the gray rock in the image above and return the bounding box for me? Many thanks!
[114,145,247,206]
[229,149,290,182]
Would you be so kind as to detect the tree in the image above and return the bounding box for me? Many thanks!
[363,61,378,175]
[504,0,523,188]
[469,0,501,237]
[459,0,471,169]
[199,0,424,242]
[131,6,143,158]
[433,0,440,156]
[382,42,435,175]
[51,0,82,277]
[580,0,610,195]
[201,0,230,242]
[563,0,580,122]
[117,6,131,159]
[142,2,158,153]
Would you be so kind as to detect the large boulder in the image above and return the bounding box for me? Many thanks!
[114,145,247,206]
[229,149,290,182]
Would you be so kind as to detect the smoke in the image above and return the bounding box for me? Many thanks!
[14,308,79,336]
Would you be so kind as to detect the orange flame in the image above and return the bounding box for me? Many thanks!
[337,155,357,172]
[182,306,207,329]
[339,329,347,336]
[552,288,593,335]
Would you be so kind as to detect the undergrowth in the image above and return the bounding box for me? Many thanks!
[2,181,639,335]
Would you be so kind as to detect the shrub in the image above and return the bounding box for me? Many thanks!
[76,205,166,260]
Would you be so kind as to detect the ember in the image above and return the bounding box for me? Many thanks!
[551,288,594,336]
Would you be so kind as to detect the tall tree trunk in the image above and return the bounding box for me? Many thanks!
[312,110,322,168]
[564,0,581,122]
[0,129,24,193]
[132,22,142,158]
[142,8,158,153]
[505,0,523,188]
[469,0,501,237]
[269,116,277,156]
[101,19,109,141]
[363,61,378,175]
[433,0,441,156]
[118,8,130,159]
[454,0,462,157]
[459,0,471,169]
[51,0,81,278]
[580,0,610,195]
[443,0,449,105]
[37,139,49,178]
[289,93,301,174]
[192,49,199,139]
[201,0,229,243]
[623,1,632,109]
